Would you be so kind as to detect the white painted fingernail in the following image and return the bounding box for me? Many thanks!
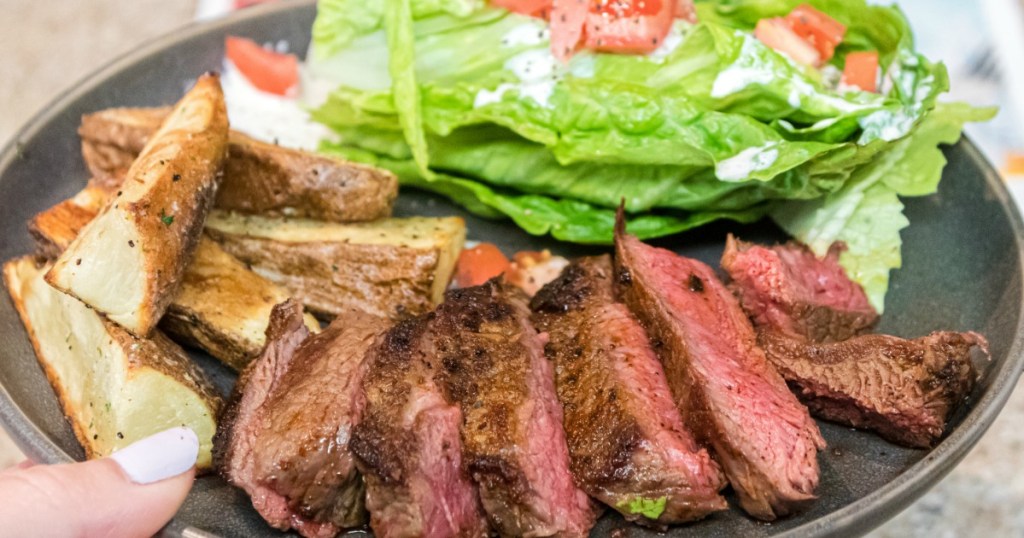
[110,427,198,484]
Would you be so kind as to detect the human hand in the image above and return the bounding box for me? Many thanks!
[0,427,199,537]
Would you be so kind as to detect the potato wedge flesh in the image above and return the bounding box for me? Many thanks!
[4,258,221,468]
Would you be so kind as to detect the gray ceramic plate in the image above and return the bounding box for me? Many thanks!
[0,2,1022,537]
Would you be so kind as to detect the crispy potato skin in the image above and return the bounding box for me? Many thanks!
[47,74,230,337]
[219,131,397,221]
[205,213,466,320]
[79,107,398,222]
[210,232,439,319]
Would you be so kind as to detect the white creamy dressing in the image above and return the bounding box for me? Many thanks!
[710,33,777,98]
[712,31,880,114]
[648,22,688,62]
[500,21,550,48]
[473,46,561,108]
[857,107,918,143]
[472,21,567,110]
[220,60,333,151]
[716,142,780,181]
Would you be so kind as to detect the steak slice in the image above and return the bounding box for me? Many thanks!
[434,280,597,536]
[720,235,878,342]
[351,316,488,538]
[214,300,388,537]
[758,330,986,448]
[531,255,727,526]
[614,219,824,521]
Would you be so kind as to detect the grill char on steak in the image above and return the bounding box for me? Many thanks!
[720,235,878,342]
[214,300,388,537]
[758,330,986,448]
[614,216,824,521]
[351,315,488,538]
[721,235,987,448]
[531,255,727,526]
[433,279,597,537]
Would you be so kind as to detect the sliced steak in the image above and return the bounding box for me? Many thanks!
[214,300,388,537]
[758,330,986,448]
[721,235,878,342]
[434,280,597,536]
[614,219,824,521]
[531,255,727,526]
[351,316,488,538]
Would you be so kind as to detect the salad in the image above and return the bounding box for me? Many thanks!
[301,0,995,311]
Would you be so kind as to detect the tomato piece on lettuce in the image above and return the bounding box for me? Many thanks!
[842,51,879,92]
[492,0,553,18]
[785,4,846,62]
[225,36,299,96]
[549,0,589,61]
[546,0,683,61]
[754,17,822,67]
[674,0,697,23]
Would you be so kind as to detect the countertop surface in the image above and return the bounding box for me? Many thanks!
[1,1,1022,536]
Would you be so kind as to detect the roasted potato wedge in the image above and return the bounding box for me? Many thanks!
[205,211,466,319]
[79,106,398,222]
[30,185,318,371]
[29,183,111,259]
[47,74,230,337]
[4,257,222,469]
[162,239,320,370]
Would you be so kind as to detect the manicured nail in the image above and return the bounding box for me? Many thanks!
[110,427,198,484]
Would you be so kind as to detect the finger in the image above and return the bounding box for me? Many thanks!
[0,427,198,538]
[2,460,36,473]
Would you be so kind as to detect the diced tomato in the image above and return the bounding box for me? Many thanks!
[675,0,698,23]
[549,0,681,61]
[583,0,676,54]
[454,243,512,288]
[225,36,299,96]
[549,0,589,62]
[842,51,879,92]
[754,18,822,67]
[784,4,846,62]
[492,0,553,18]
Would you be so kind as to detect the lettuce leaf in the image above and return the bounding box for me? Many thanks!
[385,0,433,176]
[312,0,481,58]
[771,103,997,311]
[322,142,768,243]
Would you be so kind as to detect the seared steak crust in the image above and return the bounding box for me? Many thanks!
[351,316,488,538]
[615,218,824,521]
[721,235,878,342]
[215,300,387,537]
[532,256,727,526]
[758,330,986,448]
[434,280,597,537]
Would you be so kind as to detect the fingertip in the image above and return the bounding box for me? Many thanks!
[110,427,199,485]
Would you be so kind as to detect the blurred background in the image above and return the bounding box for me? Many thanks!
[1,0,1022,536]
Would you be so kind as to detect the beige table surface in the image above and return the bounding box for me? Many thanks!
[1,1,1022,536]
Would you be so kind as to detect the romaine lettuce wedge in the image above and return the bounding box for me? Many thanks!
[308,0,995,309]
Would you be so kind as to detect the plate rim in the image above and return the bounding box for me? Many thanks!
[0,2,1022,536]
